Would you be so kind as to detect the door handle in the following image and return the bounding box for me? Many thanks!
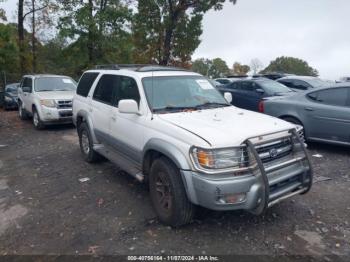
[111,116,117,121]
[304,107,314,111]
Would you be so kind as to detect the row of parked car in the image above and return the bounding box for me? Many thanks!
[213,74,350,147]
[1,65,347,226]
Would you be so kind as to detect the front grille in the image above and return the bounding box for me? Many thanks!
[59,110,73,117]
[249,131,309,203]
[57,100,72,109]
[255,137,293,164]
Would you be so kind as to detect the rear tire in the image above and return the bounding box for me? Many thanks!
[32,108,45,130]
[18,102,28,120]
[78,122,102,163]
[149,157,195,227]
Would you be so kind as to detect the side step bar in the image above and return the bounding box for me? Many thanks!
[93,144,144,182]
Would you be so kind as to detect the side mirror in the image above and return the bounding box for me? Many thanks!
[118,99,139,114]
[22,86,32,93]
[256,88,265,94]
[224,92,232,103]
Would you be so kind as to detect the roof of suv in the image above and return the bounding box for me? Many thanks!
[87,64,201,78]
[23,74,71,78]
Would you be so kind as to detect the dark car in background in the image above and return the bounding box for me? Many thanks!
[277,76,329,91]
[260,85,350,146]
[217,78,294,112]
[4,83,20,110]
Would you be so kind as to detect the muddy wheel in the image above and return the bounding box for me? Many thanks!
[32,108,45,130]
[78,122,102,163]
[149,157,195,227]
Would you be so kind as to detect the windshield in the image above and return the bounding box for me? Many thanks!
[303,78,328,87]
[142,76,229,112]
[259,80,292,94]
[35,77,77,92]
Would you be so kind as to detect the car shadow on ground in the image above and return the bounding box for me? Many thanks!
[307,141,349,155]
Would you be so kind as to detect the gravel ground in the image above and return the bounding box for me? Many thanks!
[0,110,349,260]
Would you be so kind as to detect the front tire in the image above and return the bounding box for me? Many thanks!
[149,157,195,227]
[32,108,45,130]
[78,123,102,163]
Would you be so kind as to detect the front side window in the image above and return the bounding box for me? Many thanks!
[22,78,32,88]
[291,80,310,90]
[116,76,140,106]
[35,77,76,92]
[309,88,349,107]
[93,75,118,105]
[142,76,229,112]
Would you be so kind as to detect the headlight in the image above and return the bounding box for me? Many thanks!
[4,96,12,102]
[190,146,249,171]
[40,99,56,108]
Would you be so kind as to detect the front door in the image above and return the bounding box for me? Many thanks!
[109,75,144,164]
[305,87,350,143]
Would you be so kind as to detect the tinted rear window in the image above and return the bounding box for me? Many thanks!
[77,73,99,97]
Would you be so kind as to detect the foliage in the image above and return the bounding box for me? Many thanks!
[262,56,318,76]
[133,0,237,66]
[191,57,230,78]
[232,62,250,75]
[58,0,133,67]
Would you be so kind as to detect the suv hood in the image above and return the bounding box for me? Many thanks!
[36,91,75,100]
[158,106,294,147]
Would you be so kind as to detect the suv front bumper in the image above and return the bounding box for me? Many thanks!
[181,129,312,213]
[40,107,73,124]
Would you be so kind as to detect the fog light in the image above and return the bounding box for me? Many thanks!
[218,193,246,204]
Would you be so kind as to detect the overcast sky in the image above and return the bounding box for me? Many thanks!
[1,0,349,80]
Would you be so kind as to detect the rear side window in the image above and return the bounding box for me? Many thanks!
[77,72,99,97]
[310,88,349,106]
[291,80,310,90]
[116,76,140,106]
[93,75,118,105]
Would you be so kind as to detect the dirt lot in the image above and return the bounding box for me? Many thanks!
[0,110,349,259]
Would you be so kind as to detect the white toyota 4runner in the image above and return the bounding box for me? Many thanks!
[73,65,312,227]
[18,74,77,129]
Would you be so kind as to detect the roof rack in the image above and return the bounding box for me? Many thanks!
[94,64,188,72]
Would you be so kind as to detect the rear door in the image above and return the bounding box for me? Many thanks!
[91,74,117,143]
[238,81,263,111]
[21,77,33,112]
[305,87,350,143]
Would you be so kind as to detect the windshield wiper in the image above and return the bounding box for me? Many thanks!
[153,106,197,113]
[194,102,230,109]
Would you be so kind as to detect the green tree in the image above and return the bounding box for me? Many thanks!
[209,58,230,78]
[133,0,237,66]
[191,58,212,76]
[232,62,250,75]
[0,23,20,84]
[58,0,132,67]
[262,56,318,76]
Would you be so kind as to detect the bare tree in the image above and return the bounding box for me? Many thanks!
[250,58,263,75]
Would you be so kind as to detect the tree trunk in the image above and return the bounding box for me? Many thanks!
[31,0,36,73]
[87,0,94,64]
[160,5,183,65]
[18,0,25,74]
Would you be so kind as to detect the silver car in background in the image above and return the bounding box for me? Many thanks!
[260,84,350,146]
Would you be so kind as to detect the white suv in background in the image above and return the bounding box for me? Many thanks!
[73,65,312,227]
[18,74,77,129]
